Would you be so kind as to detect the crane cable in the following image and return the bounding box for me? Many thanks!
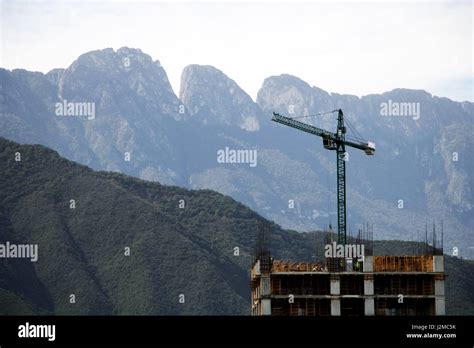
[289,109,339,119]
[345,115,367,142]
[289,109,368,143]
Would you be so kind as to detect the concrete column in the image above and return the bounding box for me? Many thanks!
[435,279,445,296]
[433,256,445,316]
[331,299,341,316]
[435,298,445,316]
[364,298,375,316]
[260,276,271,315]
[261,299,271,315]
[364,275,374,295]
[434,274,445,316]
[254,260,261,275]
[363,256,374,272]
[433,255,444,272]
[260,276,271,296]
[330,275,340,295]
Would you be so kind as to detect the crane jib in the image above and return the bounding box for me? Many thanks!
[272,113,334,138]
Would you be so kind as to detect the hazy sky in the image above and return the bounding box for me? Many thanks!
[1,0,472,101]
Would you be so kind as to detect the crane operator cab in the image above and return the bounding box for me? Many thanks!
[323,137,337,150]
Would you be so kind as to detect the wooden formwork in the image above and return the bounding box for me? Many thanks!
[373,255,433,272]
[271,259,326,272]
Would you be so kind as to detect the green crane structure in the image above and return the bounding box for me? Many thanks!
[272,109,375,245]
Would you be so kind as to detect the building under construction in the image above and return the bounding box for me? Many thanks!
[258,109,446,316]
[251,226,445,316]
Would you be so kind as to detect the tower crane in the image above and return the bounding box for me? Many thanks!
[272,109,375,245]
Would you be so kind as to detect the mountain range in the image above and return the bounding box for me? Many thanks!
[1,138,473,315]
[0,47,473,259]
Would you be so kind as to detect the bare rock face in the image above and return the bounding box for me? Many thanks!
[180,64,262,131]
[256,73,473,254]
[1,47,185,185]
[1,47,473,258]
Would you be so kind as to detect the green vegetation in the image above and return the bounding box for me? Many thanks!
[0,138,473,315]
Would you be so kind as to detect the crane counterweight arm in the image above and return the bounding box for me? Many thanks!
[344,139,376,155]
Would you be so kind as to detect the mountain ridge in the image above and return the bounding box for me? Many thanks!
[1,46,472,259]
[0,137,473,315]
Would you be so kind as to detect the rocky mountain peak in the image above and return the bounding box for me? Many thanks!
[54,47,181,120]
[179,64,261,131]
[257,74,335,129]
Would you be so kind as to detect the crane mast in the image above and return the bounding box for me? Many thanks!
[272,109,375,245]
[336,110,347,245]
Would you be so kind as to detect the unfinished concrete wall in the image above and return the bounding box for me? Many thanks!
[251,256,445,316]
